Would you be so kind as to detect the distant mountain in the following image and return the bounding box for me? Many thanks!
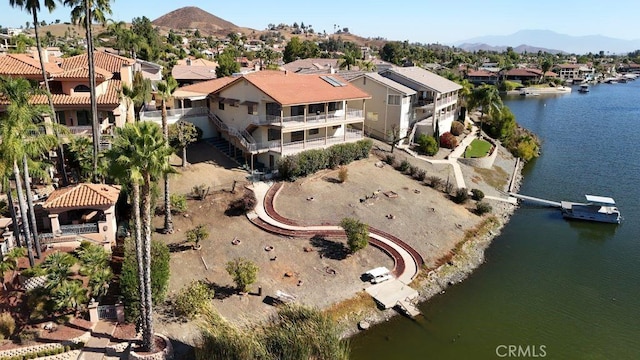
[457,43,564,54]
[455,30,640,55]
[152,6,240,35]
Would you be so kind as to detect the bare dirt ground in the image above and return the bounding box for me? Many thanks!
[151,136,519,352]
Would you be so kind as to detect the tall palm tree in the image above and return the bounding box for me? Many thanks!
[64,0,112,182]
[9,0,69,186]
[1,176,22,247]
[338,50,358,70]
[0,77,58,266]
[156,76,177,234]
[108,122,172,352]
[120,72,151,123]
[469,84,502,136]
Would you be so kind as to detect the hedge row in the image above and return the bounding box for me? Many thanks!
[278,139,373,181]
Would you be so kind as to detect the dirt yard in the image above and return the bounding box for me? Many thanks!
[151,139,518,348]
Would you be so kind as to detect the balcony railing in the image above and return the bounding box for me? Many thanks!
[255,128,363,154]
[68,125,93,135]
[248,109,364,127]
[139,107,208,122]
[60,223,99,235]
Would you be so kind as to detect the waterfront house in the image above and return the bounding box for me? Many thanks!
[466,69,500,85]
[0,49,136,137]
[348,72,416,140]
[40,183,121,250]
[553,63,595,83]
[143,70,370,171]
[376,66,462,140]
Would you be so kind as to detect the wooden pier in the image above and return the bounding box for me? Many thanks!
[508,193,562,207]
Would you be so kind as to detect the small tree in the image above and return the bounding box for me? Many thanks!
[186,224,209,250]
[169,121,198,167]
[416,134,439,156]
[174,280,214,319]
[452,188,469,204]
[337,167,348,183]
[475,201,493,215]
[340,217,369,253]
[170,194,188,214]
[226,258,259,293]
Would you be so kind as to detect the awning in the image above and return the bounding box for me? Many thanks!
[241,100,258,106]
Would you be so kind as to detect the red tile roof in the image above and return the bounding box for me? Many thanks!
[43,183,121,209]
[174,77,236,97]
[53,66,112,80]
[0,54,63,77]
[235,70,371,106]
[26,80,122,106]
[467,70,498,77]
[61,51,135,73]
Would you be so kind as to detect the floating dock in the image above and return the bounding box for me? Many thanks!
[366,279,421,317]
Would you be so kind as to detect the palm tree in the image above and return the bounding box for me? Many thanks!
[108,122,172,352]
[51,279,87,315]
[0,247,27,290]
[469,84,502,136]
[1,176,22,247]
[156,76,177,234]
[42,251,77,285]
[120,72,151,123]
[338,50,357,70]
[454,78,474,120]
[10,0,69,186]
[63,0,112,182]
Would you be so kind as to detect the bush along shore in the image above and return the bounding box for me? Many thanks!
[333,156,524,338]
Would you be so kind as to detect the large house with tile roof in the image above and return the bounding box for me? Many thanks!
[0,49,136,138]
[142,70,370,171]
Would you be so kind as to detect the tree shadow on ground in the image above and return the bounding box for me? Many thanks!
[210,283,236,300]
[323,176,341,184]
[309,235,348,260]
[167,241,193,253]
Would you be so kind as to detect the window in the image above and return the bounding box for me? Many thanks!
[218,101,225,110]
[56,111,66,125]
[247,104,254,114]
[309,103,324,115]
[308,128,319,135]
[291,105,305,116]
[268,128,281,141]
[74,84,90,93]
[76,110,90,126]
[328,102,338,111]
[291,131,304,142]
[388,94,401,105]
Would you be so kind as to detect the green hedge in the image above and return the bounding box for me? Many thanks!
[278,140,372,181]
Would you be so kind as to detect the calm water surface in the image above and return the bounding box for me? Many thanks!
[351,81,640,359]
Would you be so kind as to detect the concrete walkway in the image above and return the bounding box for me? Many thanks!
[397,123,480,190]
[78,320,118,360]
[249,182,420,285]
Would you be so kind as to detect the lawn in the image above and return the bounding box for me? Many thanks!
[464,139,492,158]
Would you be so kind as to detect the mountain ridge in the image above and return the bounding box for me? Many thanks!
[151,6,241,35]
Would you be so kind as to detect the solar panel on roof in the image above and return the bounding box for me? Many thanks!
[320,75,346,87]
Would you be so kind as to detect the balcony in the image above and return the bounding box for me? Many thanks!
[67,125,93,136]
[255,128,364,155]
[248,109,364,128]
[139,107,208,124]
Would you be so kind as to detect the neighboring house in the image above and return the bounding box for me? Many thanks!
[0,49,136,137]
[554,63,594,83]
[348,72,416,140]
[466,69,500,85]
[135,58,163,82]
[282,58,340,74]
[171,57,218,86]
[378,66,462,139]
[618,63,640,74]
[40,183,121,250]
[501,68,556,84]
[144,70,371,171]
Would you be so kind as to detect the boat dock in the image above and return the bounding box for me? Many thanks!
[365,279,421,317]
[508,193,562,207]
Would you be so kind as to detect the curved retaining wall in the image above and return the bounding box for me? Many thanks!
[458,138,499,169]
[128,333,173,360]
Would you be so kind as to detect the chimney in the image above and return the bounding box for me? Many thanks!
[186,58,192,66]
[330,66,336,74]
[284,70,288,76]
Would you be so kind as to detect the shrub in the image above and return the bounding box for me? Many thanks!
[426,176,443,190]
[174,280,215,319]
[340,217,369,253]
[18,329,39,345]
[514,135,540,162]
[397,159,411,172]
[170,194,187,214]
[444,181,454,195]
[337,167,348,183]
[186,224,210,249]
[191,184,209,200]
[407,165,419,176]
[416,134,439,156]
[471,189,485,201]
[414,169,427,181]
[226,190,257,216]
[450,121,465,136]
[475,201,493,215]
[452,188,469,204]
[384,154,395,165]
[0,313,15,339]
[226,258,259,292]
[440,132,458,149]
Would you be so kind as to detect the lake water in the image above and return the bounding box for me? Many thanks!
[350,81,640,359]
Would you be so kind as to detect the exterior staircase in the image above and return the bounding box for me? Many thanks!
[205,137,248,168]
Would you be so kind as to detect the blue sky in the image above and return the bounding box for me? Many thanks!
[1,0,639,44]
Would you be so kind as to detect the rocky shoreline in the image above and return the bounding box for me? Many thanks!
[340,154,524,338]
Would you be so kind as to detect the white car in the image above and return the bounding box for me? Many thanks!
[364,267,393,284]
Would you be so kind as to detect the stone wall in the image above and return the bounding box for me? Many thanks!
[128,334,173,360]
[0,331,89,359]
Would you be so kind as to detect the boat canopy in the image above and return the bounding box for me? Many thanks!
[585,195,616,205]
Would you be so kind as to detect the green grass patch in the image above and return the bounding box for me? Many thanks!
[464,139,492,158]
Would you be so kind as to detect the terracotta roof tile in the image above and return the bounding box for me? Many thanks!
[26,80,122,106]
[61,51,135,73]
[233,70,371,106]
[53,66,112,80]
[0,54,63,77]
[173,77,236,98]
[43,183,121,209]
